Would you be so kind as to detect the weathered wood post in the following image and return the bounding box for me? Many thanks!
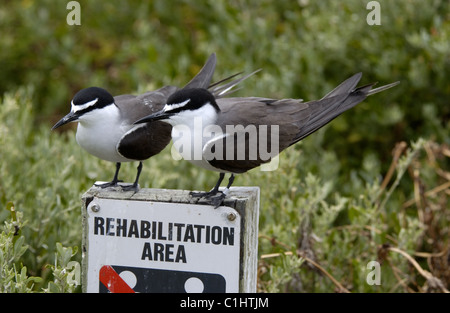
[81,183,259,293]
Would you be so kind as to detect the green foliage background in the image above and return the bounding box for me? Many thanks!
[0,0,448,292]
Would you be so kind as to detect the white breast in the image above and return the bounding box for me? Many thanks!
[168,104,224,172]
[75,105,133,163]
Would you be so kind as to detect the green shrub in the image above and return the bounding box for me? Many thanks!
[0,0,448,292]
[0,203,80,292]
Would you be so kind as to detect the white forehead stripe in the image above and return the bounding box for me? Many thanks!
[71,98,99,113]
[163,99,191,112]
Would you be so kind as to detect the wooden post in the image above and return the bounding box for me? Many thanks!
[81,184,259,293]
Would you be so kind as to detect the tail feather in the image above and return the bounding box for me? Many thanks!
[291,94,349,144]
[368,81,400,96]
[183,53,217,90]
[321,72,362,99]
[210,69,262,98]
[291,74,399,145]
[208,72,243,89]
[182,52,259,98]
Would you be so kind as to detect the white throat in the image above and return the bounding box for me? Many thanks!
[167,103,218,128]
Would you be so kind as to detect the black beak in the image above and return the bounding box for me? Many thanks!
[134,110,171,125]
[51,111,80,130]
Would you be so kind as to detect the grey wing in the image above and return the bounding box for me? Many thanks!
[208,92,357,173]
[115,85,179,124]
[207,73,388,173]
[207,97,307,173]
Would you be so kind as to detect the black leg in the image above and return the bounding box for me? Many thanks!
[225,174,235,190]
[192,173,236,208]
[121,162,142,191]
[95,162,122,188]
[207,174,235,207]
[190,173,225,198]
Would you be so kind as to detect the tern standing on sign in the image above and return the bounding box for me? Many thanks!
[135,73,399,206]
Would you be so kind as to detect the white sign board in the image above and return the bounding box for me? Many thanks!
[85,198,241,293]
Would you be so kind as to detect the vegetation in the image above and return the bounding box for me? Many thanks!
[0,0,448,292]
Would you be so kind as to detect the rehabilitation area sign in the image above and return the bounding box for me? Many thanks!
[81,187,260,293]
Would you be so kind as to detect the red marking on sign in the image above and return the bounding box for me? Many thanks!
[99,265,135,293]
